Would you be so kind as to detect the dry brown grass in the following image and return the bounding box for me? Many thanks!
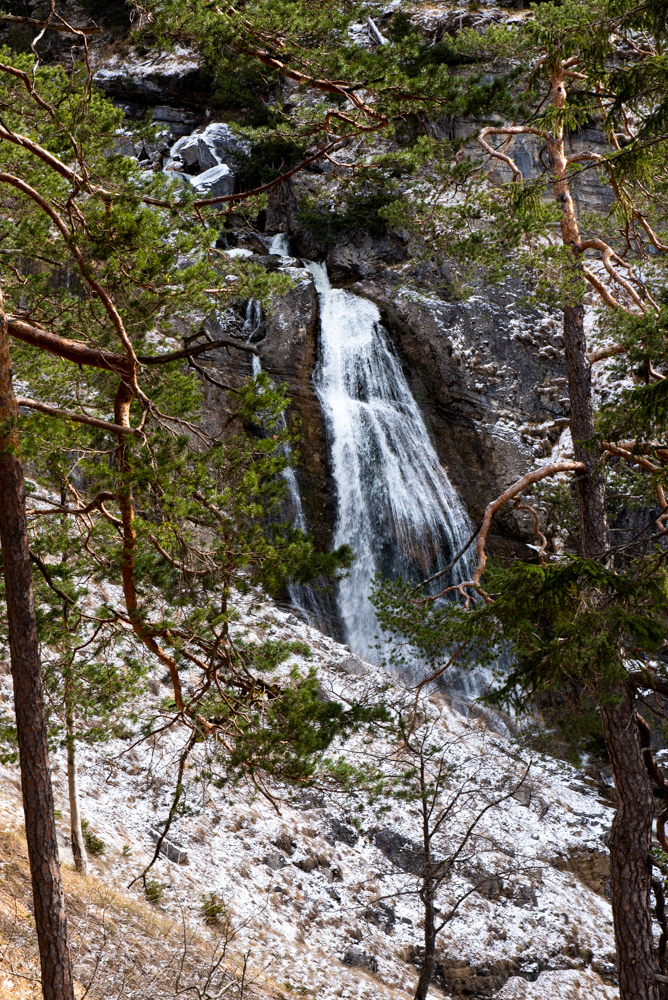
[0,825,293,1000]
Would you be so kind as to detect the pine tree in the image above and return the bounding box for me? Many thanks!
[0,39,354,997]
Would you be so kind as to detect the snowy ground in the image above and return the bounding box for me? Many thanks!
[0,595,620,999]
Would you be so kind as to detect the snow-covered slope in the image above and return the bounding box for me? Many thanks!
[0,597,620,999]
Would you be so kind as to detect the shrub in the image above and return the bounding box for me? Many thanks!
[201,891,227,926]
[144,880,164,904]
[81,819,105,857]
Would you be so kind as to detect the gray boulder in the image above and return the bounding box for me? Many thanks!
[171,123,251,173]
[264,850,288,871]
[190,164,235,199]
[342,948,378,973]
[325,817,359,847]
[149,828,188,864]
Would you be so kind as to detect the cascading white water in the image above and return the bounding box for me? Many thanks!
[307,261,473,660]
[268,232,290,257]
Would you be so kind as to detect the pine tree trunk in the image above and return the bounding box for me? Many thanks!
[0,297,75,1000]
[65,701,87,877]
[562,299,659,1000]
[562,302,609,556]
[601,685,659,1000]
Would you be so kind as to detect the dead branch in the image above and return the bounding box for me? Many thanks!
[138,337,258,363]
[477,126,543,181]
[513,498,548,562]
[0,13,100,34]
[16,396,141,435]
[430,461,585,604]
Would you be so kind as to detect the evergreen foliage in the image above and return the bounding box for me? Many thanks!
[0,46,363,800]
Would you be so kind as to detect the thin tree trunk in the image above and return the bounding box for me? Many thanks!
[0,293,75,999]
[65,699,86,876]
[414,879,437,1000]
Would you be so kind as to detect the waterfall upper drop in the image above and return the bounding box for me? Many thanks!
[307,261,472,659]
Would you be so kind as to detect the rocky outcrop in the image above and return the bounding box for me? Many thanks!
[168,122,251,173]
[351,274,567,552]
[256,267,336,552]
[93,45,207,111]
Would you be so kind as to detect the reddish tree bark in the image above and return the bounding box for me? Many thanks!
[562,299,659,1000]
[0,294,75,1000]
[601,685,658,1000]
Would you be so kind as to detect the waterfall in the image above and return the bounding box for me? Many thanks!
[268,232,291,257]
[307,261,473,661]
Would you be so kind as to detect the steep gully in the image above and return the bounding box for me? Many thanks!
[252,235,473,669]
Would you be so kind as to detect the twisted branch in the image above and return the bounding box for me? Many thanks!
[430,461,586,605]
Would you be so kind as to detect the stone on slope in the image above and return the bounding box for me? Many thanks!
[171,123,251,172]
[189,164,235,199]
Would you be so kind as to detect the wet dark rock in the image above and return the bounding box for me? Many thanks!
[374,827,424,873]
[254,267,337,555]
[364,901,395,933]
[325,818,359,847]
[342,948,378,973]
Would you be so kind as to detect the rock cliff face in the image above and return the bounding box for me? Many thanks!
[255,266,337,553]
[350,276,568,553]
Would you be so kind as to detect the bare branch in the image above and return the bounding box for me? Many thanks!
[29,550,75,605]
[477,126,543,182]
[16,396,141,435]
[0,13,100,34]
[138,337,258,363]
[430,461,586,604]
